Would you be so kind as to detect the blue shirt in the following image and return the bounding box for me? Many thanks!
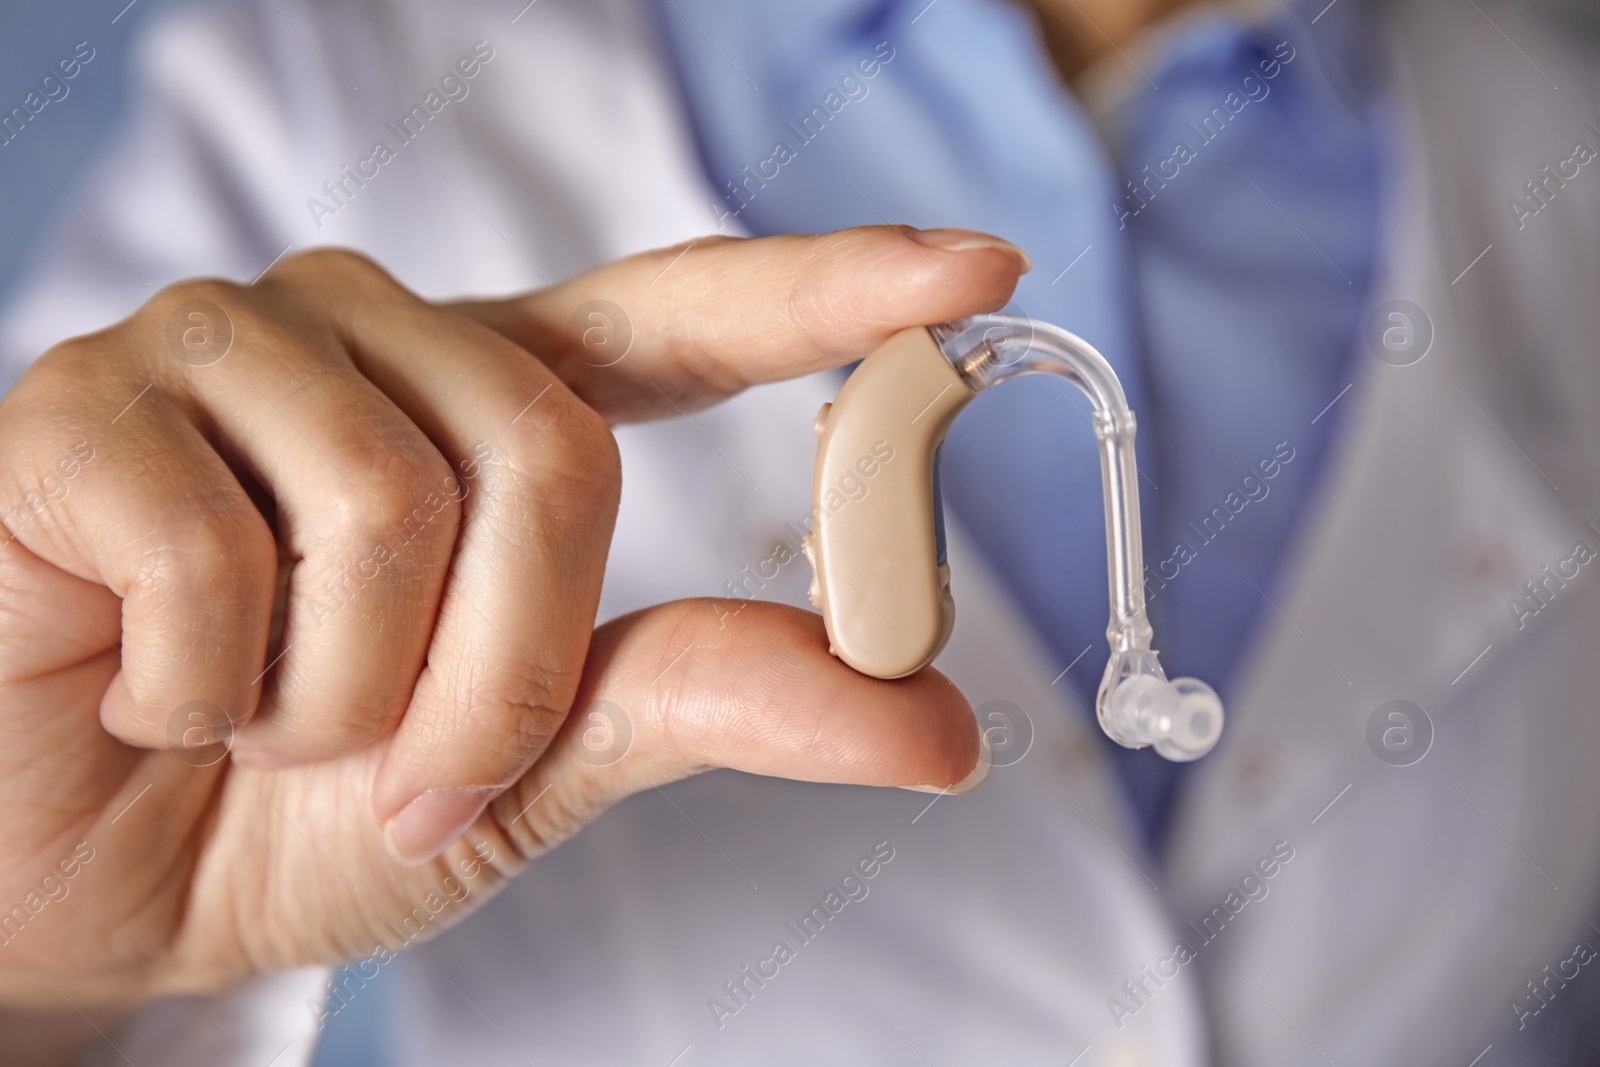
[655,0,1384,849]
[308,4,1386,1063]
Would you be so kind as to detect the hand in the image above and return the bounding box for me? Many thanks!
[0,227,1025,1021]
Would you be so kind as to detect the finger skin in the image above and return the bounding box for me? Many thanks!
[453,225,1027,422]
[0,340,277,749]
[0,229,1013,1018]
[481,599,981,864]
[146,601,976,989]
[311,268,622,863]
[364,226,1018,862]
[168,261,463,763]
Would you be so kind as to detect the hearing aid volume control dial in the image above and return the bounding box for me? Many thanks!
[812,403,832,438]
[805,327,976,679]
[801,531,822,610]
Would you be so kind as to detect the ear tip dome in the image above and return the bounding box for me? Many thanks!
[1152,677,1224,762]
[1099,669,1224,762]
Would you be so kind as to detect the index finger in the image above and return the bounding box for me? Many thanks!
[452,226,1029,422]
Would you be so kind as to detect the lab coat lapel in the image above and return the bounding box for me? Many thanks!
[1167,261,1581,881]
[1162,4,1600,1057]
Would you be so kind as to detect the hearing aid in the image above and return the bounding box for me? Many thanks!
[801,314,1224,762]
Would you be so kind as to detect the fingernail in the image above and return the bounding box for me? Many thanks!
[382,786,497,867]
[905,228,1033,274]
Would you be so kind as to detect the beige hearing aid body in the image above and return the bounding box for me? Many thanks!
[803,317,1226,762]
[802,327,973,680]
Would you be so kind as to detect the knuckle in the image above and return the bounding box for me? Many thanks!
[143,278,255,344]
[474,395,622,527]
[1,339,109,436]
[513,394,622,502]
[142,277,262,364]
[135,502,276,606]
[155,275,248,313]
[302,698,406,753]
[269,246,396,290]
[339,477,460,553]
[631,602,726,757]
[329,440,461,549]
[27,334,101,383]
[494,696,566,767]
[783,261,850,358]
[121,508,276,715]
[461,665,579,766]
[548,390,616,457]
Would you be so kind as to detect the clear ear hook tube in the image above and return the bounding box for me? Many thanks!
[803,314,1224,762]
[930,315,1223,761]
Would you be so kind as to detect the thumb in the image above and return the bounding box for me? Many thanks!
[452,225,1030,422]
[485,599,985,861]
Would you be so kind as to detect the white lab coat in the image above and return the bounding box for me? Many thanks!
[4,0,1598,1063]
